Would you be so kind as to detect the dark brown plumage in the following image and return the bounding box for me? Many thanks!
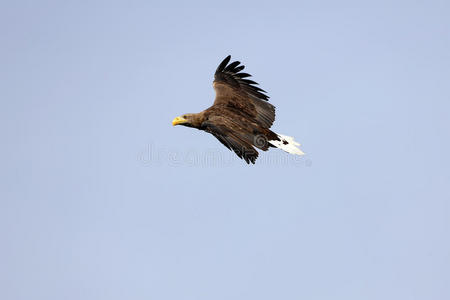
[172,55,304,164]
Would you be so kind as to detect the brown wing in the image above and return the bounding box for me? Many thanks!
[202,117,259,164]
[212,55,276,129]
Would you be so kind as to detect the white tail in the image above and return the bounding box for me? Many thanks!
[269,133,305,155]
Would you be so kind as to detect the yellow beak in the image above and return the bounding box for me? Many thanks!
[172,116,187,126]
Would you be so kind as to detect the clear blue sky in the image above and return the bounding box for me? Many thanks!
[1,1,449,299]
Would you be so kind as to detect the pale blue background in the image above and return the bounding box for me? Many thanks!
[1,1,449,299]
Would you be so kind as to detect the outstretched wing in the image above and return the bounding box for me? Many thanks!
[202,119,259,164]
[213,55,276,129]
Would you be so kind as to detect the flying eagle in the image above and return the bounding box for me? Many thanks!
[172,55,304,164]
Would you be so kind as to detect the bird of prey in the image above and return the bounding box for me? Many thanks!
[172,55,304,164]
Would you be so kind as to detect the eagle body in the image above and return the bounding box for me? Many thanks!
[172,55,304,164]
